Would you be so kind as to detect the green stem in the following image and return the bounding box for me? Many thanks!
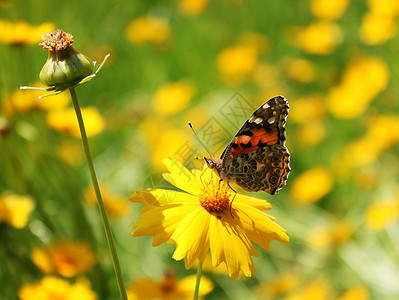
[193,259,202,300]
[69,87,127,300]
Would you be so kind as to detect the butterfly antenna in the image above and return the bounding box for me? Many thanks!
[188,122,214,159]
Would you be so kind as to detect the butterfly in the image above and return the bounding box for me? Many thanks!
[204,95,290,194]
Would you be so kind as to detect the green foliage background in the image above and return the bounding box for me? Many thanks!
[1,0,399,299]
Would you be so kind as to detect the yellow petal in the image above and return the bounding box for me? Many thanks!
[129,189,197,206]
[235,203,289,250]
[209,213,257,279]
[235,194,272,211]
[170,209,210,267]
[131,203,199,247]
[162,158,202,195]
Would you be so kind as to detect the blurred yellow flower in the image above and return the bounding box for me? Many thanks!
[337,115,399,169]
[0,193,35,229]
[296,121,326,148]
[360,13,397,45]
[286,280,330,300]
[289,95,325,124]
[85,186,129,218]
[365,199,398,231]
[2,85,70,116]
[217,45,259,84]
[57,140,84,166]
[367,0,399,17]
[153,81,195,116]
[140,118,190,170]
[46,107,105,138]
[327,56,389,119]
[307,227,331,248]
[238,32,270,55]
[330,220,355,244]
[130,159,289,279]
[256,271,300,299]
[290,22,341,55]
[127,273,213,300]
[308,220,354,248]
[310,0,349,20]
[252,63,279,90]
[282,58,317,83]
[291,167,334,204]
[126,16,171,45]
[337,285,369,300]
[0,20,55,45]
[18,276,97,300]
[179,0,209,16]
[31,240,96,277]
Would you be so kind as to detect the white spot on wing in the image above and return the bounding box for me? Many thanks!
[254,117,263,124]
[268,116,275,124]
[263,103,270,109]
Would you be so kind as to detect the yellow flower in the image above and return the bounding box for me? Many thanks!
[290,22,342,55]
[46,107,105,138]
[130,159,289,279]
[327,56,389,119]
[2,84,70,116]
[290,167,334,204]
[286,280,330,300]
[365,199,399,231]
[31,240,96,277]
[179,0,209,16]
[0,20,55,45]
[310,0,349,20]
[0,193,35,229]
[85,186,129,218]
[282,58,317,83]
[18,276,97,300]
[217,45,259,85]
[153,81,195,116]
[360,13,397,45]
[256,271,300,299]
[126,16,171,45]
[127,273,213,300]
[337,285,369,300]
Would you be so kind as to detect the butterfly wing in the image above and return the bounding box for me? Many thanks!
[220,95,290,194]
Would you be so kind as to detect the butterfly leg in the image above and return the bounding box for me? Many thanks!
[227,183,237,218]
[199,168,208,188]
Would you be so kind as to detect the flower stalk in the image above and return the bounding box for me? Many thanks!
[69,87,127,300]
[193,259,202,300]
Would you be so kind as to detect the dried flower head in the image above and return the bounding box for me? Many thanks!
[39,30,74,51]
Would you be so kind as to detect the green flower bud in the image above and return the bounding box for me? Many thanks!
[38,30,94,90]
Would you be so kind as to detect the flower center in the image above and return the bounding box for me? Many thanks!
[199,179,231,212]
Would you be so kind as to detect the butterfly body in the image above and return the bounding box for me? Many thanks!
[205,95,290,195]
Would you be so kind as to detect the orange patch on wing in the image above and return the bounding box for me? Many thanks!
[231,129,278,156]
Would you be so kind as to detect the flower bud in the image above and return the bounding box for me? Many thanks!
[38,30,94,90]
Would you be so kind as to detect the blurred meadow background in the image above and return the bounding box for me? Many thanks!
[1,0,399,299]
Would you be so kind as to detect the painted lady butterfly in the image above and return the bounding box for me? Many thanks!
[205,95,290,194]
